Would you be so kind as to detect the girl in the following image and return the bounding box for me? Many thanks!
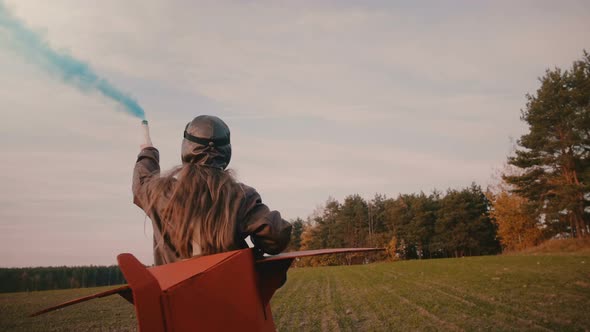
[132,115,292,265]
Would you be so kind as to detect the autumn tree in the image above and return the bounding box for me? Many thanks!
[488,164,543,251]
[488,191,542,251]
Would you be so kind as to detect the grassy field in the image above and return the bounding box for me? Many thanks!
[1,253,589,331]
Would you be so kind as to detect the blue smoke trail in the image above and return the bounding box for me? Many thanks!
[0,1,145,120]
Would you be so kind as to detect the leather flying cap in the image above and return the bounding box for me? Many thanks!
[181,115,232,169]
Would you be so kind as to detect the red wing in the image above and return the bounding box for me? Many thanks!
[30,285,131,317]
[257,247,384,263]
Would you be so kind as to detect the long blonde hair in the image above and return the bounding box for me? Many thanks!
[147,163,244,258]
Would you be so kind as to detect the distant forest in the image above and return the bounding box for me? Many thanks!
[287,183,500,267]
[0,266,125,293]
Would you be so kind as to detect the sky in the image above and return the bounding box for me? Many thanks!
[0,0,588,267]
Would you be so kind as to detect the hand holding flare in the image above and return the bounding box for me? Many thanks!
[141,120,153,149]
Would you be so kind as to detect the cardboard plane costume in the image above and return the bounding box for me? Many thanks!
[32,248,383,331]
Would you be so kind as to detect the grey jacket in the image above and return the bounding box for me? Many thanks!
[132,147,292,265]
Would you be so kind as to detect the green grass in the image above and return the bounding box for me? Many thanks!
[2,254,589,331]
[0,287,136,331]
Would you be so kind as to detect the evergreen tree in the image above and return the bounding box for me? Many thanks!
[287,218,304,251]
[505,51,590,238]
[432,184,499,257]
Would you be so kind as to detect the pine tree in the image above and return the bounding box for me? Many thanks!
[505,51,590,238]
[287,218,304,251]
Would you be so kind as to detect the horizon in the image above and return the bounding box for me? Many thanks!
[1,0,589,267]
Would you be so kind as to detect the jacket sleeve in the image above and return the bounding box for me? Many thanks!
[132,147,161,209]
[240,185,292,255]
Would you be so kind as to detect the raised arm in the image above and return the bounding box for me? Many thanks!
[132,147,160,209]
[240,185,292,255]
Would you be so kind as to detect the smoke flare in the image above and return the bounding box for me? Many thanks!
[0,1,145,119]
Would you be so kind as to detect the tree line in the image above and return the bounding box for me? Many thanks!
[287,183,501,266]
[0,266,125,293]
